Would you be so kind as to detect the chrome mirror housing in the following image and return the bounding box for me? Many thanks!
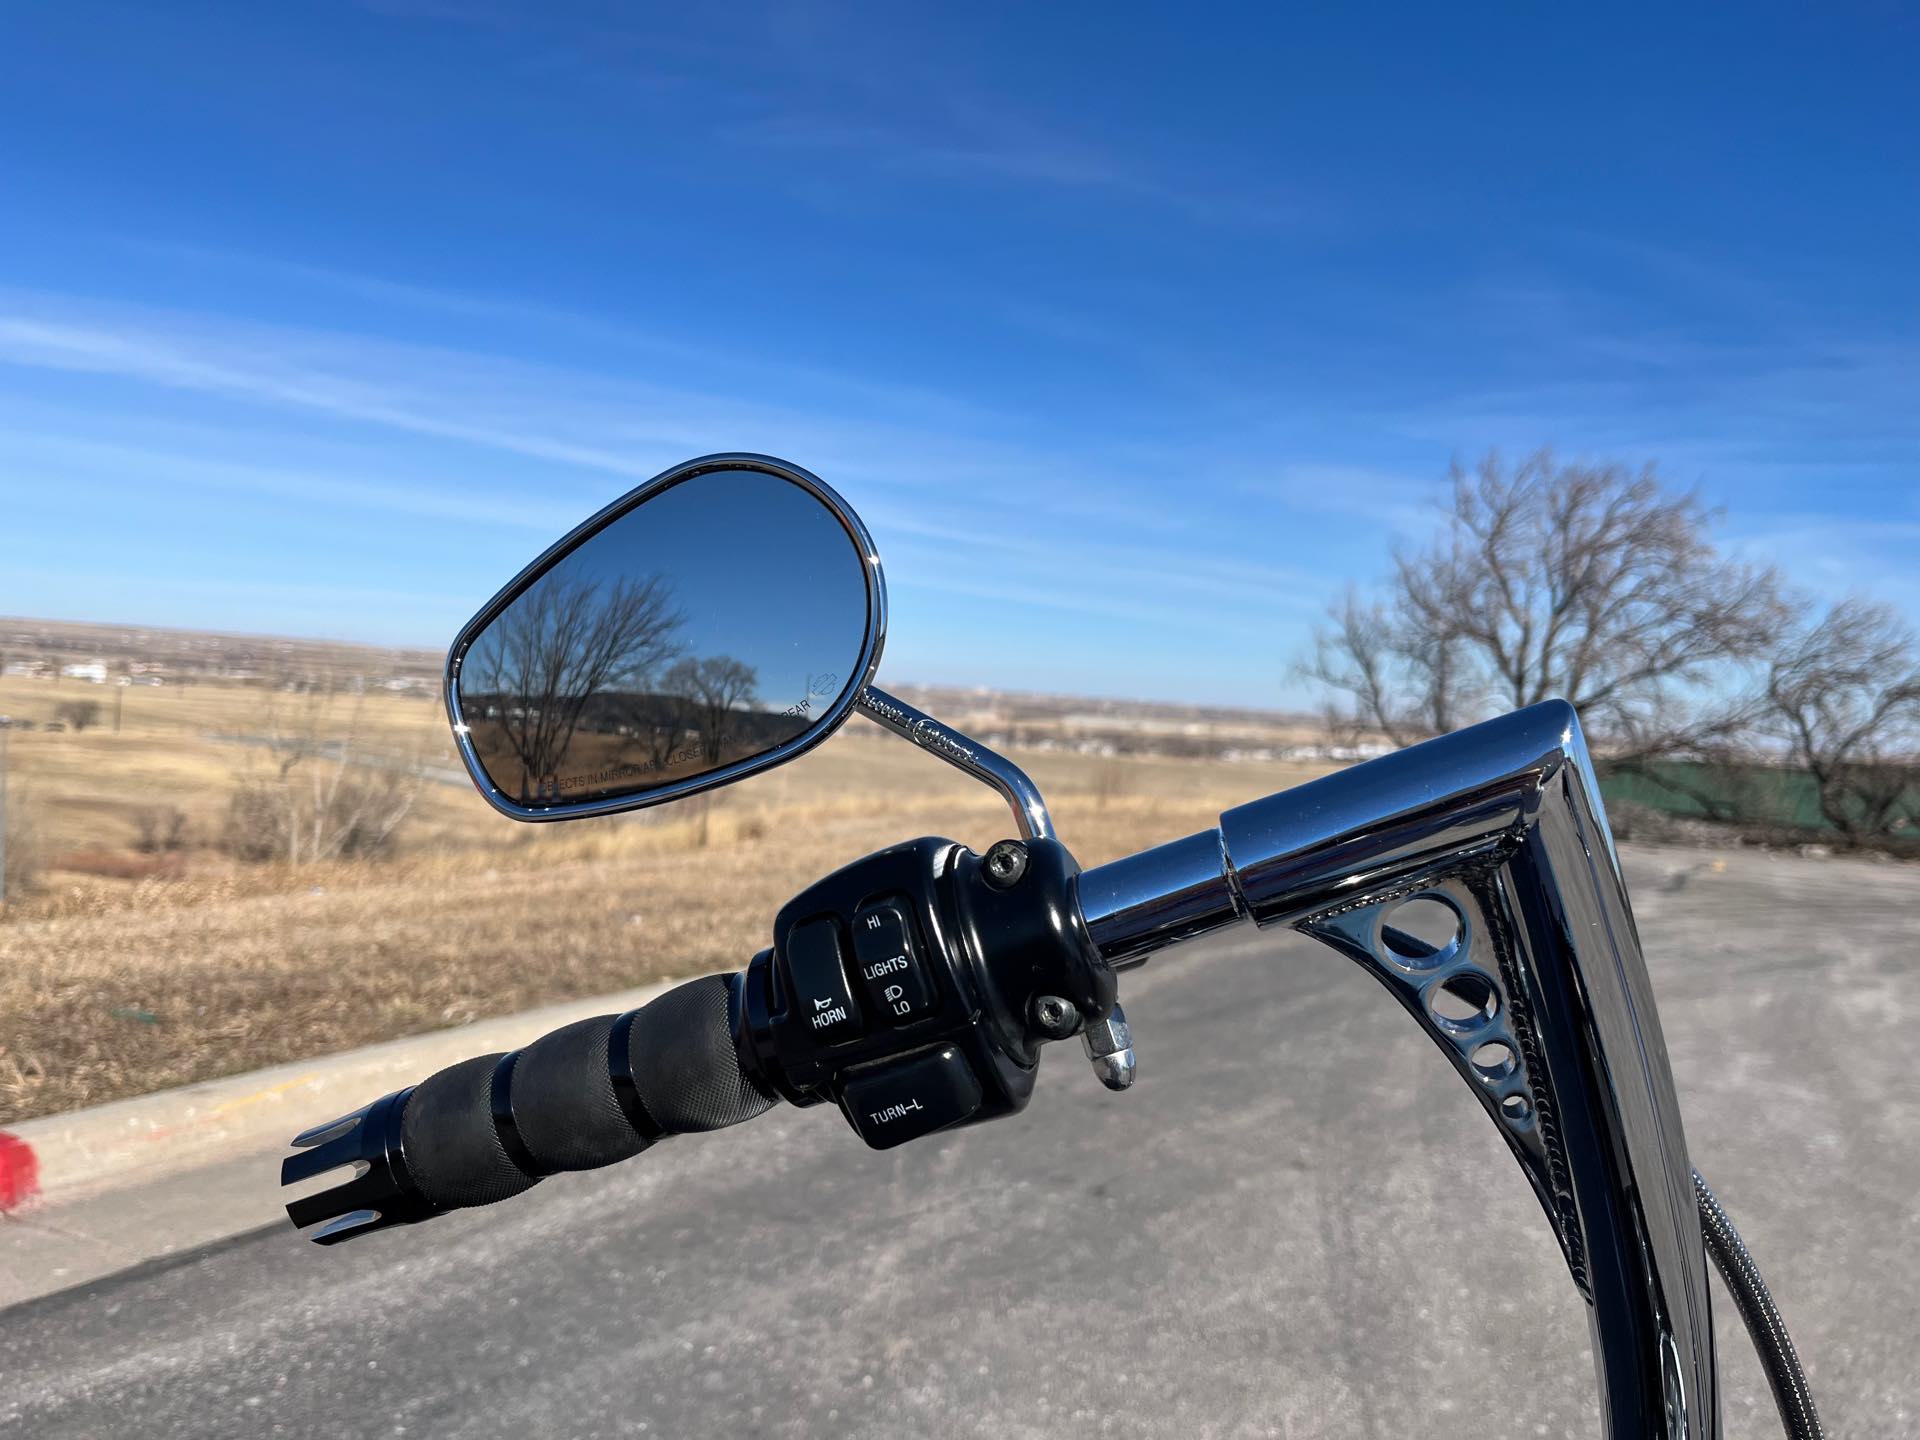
[445,454,886,821]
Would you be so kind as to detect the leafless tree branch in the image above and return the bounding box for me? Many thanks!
[1303,449,1793,753]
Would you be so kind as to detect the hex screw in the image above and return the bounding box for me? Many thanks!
[983,839,1028,890]
[1029,994,1081,1039]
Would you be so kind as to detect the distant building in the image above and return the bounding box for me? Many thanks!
[60,661,109,684]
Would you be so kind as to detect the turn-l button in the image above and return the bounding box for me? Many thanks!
[841,1047,982,1150]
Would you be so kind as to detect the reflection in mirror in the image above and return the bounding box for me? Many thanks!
[455,466,872,810]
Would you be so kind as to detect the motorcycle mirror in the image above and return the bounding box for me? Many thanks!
[446,454,885,820]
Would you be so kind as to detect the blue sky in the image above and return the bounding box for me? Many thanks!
[1,2,1915,707]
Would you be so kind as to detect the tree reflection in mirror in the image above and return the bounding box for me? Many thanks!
[456,466,872,808]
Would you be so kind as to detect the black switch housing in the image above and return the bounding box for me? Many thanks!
[741,834,1111,1154]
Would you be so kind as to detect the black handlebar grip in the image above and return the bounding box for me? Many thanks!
[402,1051,540,1211]
[283,973,775,1243]
[511,1013,647,1173]
[619,970,776,1133]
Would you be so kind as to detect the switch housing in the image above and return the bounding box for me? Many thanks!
[739,835,1112,1151]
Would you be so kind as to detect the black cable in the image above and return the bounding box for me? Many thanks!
[1694,1167,1824,1440]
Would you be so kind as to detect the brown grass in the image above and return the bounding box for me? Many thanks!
[0,672,1329,1122]
[0,675,462,860]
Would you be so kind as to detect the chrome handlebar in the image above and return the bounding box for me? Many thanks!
[1076,700,1716,1440]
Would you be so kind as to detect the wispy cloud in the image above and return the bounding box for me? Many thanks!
[0,427,572,534]
[0,290,1096,518]
[875,512,1327,618]
[348,0,1313,233]
[1727,517,1920,613]
[0,299,740,478]
[1228,462,1438,534]
[0,285,1381,533]
[0,286,1349,670]
[721,102,1310,231]
[127,242,1016,432]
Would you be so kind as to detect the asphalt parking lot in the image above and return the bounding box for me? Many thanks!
[3,843,1914,1438]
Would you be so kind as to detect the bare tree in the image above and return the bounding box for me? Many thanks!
[1765,599,1920,843]
[665,656,760,763]
[1306,451,1791,749]
[468,572,685,800]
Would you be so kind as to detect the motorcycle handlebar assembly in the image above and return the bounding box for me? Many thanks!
[283,699,1820,1440]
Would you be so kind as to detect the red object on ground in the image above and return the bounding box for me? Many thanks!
[0,1131,39,1209]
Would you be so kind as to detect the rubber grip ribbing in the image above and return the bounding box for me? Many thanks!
[396,973,773,1214]
[400,1052,539,1211]
[513,1014,647,1173]
[624,973,777,1133]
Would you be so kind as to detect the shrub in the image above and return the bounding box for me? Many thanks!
[55,699,103,732]
[133,805,189,854]
[223,766,413,864]
[219,689,422,865]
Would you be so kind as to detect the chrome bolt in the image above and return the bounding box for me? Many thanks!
[982,839,1029,889]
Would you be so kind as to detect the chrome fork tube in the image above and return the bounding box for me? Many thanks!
[1075,700,1717,1440]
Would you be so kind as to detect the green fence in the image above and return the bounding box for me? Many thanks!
[1598,760,1920,835]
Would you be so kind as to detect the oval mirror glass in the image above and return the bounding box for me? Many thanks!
[448,457,882,818]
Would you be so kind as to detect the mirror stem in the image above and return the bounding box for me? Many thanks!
[855,686,1055,842]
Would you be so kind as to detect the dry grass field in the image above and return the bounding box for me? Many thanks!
[0,669,1329,1122]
